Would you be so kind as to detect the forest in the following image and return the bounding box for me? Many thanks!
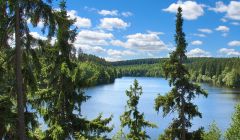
[0,0,240,140]
[112,57,240,88]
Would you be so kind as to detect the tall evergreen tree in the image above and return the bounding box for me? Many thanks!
[0,1,56,139]
[154,7,207,140]
[120,79,156,140]
[35,1,113,139]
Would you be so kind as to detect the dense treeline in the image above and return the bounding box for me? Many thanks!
[111,58,167,66]
[187,58,240,88]
[1,1,240,139]
[77,61,120,86]
[113,57,240,88]
[78,53,110,66]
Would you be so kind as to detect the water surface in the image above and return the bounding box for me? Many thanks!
[82,77,240,139]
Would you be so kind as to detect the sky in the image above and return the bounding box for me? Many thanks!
[30,0,240,61]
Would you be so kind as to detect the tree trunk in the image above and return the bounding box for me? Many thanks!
[15,1,26,140]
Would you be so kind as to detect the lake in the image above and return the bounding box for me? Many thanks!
[81,77,240,139]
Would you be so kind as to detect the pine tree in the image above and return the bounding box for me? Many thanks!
[0,1,57,139]
[155,7,207,140]
[35,1,113,139]
[120,79,156,140]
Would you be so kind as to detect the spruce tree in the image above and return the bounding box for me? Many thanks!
[120,79,156,140]
[0,0,57,139]
[35,1,113,139]
[155,7,207,140]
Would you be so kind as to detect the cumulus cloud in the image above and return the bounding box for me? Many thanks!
[191,40,203,45]
[198,28,213,34]
[99,18,129,30]
[209,1,228,13]
[98,10,118,16]
[29,10,92,29]
[111,32,168,51]
[67,10,91,28]
[104,49,136,62]
[209,1,240,21]
[187,48,211,57]
[74,30,113,53]
[215,25,229,32]
[219,48,240,56]
[107,49,135,56]
[228,40,240,47]
[104,56,121,62]
[163,1,205,20]
[79,45,106,54]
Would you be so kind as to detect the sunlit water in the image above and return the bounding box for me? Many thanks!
[81,77,240,139]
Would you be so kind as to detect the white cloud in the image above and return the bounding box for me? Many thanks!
[67,10,91,28]
[191,40,203,45]
[209,1,228,13]
[105,49,136,61]
[228,40,240,47]
[75,30,113,46]
[198,28,213,34]
[30,32,47,40]
[193,33,206,37]
[110,40,125,47]
[187,48,211,57]
[27,19,44,28]
[74,30,113,53]
[122,12,133,17]
[107,49,135,56]
[77,30,113,41]
[219,48,240,56]
[104,57,121,62]
[99,18,129,30]
[111,32,167,51]
[92,46,106,53]
[227,1,240,20]
[79,45,106,54]
[215,25,229,32]
[163,1,204,20]
[98,10,118,16]
[209,1,240,21]
[231,22,240,26]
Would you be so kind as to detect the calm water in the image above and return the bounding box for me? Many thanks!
[81,77,240,139]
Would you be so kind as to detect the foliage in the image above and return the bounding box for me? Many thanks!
[225,104,240,140]
[112,129,127,140]
[120,79,157,140]
[31,2,114,139]
[114,57,240,88]
[154,7,207,140]
[202,122,221,140]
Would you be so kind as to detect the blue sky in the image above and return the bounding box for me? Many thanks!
[31,0,240,61]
